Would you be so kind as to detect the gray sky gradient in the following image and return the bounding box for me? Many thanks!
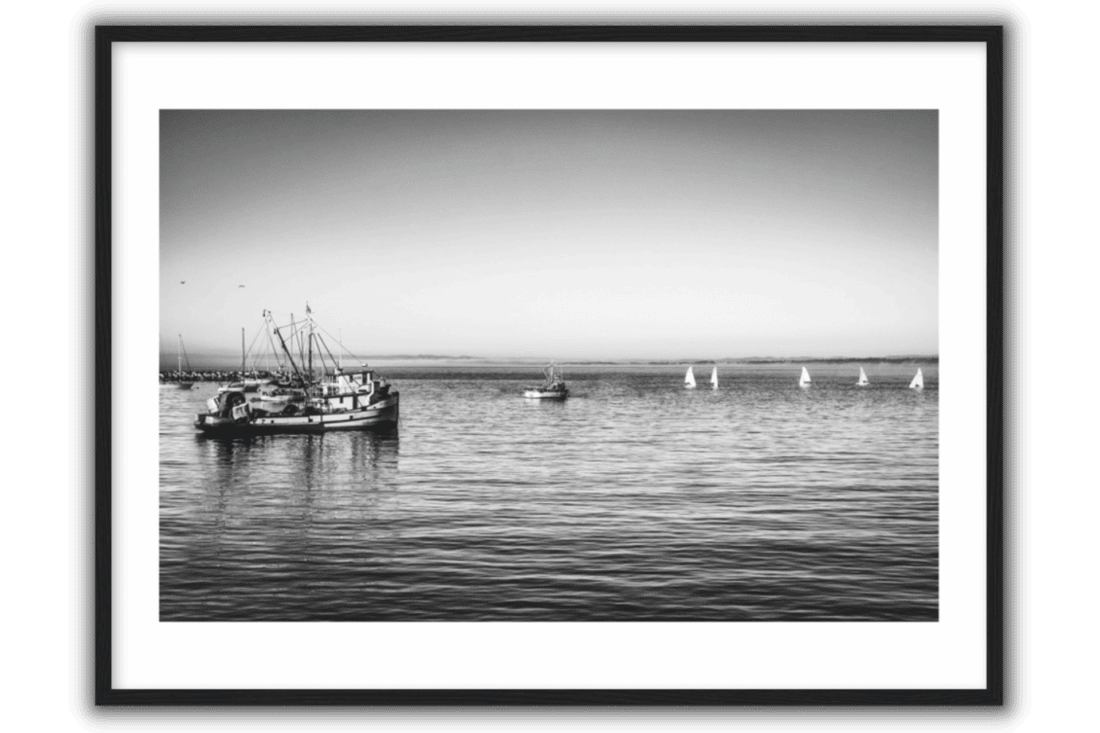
[161,110,937,360]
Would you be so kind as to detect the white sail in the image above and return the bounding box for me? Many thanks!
[710,367,718,389]
[909,368,924,390]
[858,367,869,386]
[684,367,696,388]
[799,367,811,387]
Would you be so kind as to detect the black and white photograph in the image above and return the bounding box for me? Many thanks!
[158,108,940,623]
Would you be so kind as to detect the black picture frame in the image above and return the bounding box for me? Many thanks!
[95,24,1004,707]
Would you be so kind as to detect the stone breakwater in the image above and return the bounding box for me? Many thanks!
[160,370,280,384]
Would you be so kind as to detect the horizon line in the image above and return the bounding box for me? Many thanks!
[159,352,940,365]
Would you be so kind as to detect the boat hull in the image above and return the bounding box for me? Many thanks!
[195,394,399,435]
[252,393,305,404]
[524,389,568,400]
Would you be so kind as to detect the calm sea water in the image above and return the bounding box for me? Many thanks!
[160,363,938,621]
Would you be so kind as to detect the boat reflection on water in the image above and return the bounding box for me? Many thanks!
[195,431,401,503]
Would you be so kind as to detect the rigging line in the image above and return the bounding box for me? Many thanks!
[264,320,285,371]
[243,319,266,367]
[257,314,280,371]
[271,321,305,382]
[314,333,341,373]
[314,323,366,366]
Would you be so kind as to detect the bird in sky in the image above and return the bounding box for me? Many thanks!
[180,281,185,284]
[238,284,246,288]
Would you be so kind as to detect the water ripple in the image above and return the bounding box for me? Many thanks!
[160,363,938,621]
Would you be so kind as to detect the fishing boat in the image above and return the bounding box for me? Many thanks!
[194,307,399,434]
[799,367,811,387]
[857,367,869,386]
[684,367,696,389]
[175,335,194,389]
[909,368,924,390]
[710,367,719,390]
[524,362,569,400]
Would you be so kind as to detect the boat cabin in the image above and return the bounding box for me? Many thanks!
[320,370,376,396]
[315,370,391,412]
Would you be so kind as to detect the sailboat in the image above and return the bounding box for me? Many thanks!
[799,367,811,388]
[684,367,696,389]
[176,335,194,389]
[857,367,869,386]
[909,368,924,390]
[710,367,719,390]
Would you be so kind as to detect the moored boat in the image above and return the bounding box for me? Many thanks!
[524,362,569,400]
[195,308,399,434]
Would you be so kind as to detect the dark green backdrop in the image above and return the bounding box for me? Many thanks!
[6,0,1082,726]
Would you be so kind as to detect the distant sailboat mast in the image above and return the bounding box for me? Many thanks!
[799,367,811,387]
[857,367,869,386]
[711,367,719,390]
[910,368,924,390]
[176,335,194,389]
[684,367,696,389]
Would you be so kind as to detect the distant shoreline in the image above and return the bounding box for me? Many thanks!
[160,354,939,372]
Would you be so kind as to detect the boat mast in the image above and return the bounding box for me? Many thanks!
[177,334,183,376]
[306,304,314,380]
[271,320,305,382]
[263,311,284,374]
[291,312,307,374]
[240,327,246,375]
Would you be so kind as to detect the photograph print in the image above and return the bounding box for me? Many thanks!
[159,109,938,623]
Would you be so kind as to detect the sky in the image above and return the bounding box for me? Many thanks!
[160,109,937,361]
